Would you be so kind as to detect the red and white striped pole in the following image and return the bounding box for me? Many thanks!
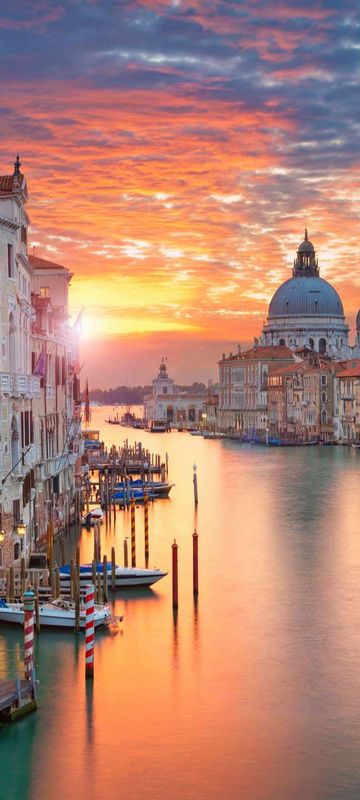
[85,583,95,679]
[23,588,35,681]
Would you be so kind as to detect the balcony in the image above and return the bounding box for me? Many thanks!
[0,372,40,398]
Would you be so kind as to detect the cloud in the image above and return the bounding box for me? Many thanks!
[0,0,359,384]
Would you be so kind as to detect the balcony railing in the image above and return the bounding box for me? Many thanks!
[0,373,40,398]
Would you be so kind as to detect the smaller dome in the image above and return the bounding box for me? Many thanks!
[298,238,315,253]
[356,310,360,331]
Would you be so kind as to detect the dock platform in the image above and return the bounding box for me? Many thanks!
[0,675,37,722]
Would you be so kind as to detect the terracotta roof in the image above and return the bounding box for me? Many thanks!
[0,174,25,193]
[29,254,68,271]
[337,367,360,378]
[222,345,294,362]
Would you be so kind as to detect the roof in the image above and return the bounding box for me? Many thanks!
[0,174,26,194]
[268,275,344,319]
[221,345,294,363]
[29,254,68,272]
[337,367,360,378]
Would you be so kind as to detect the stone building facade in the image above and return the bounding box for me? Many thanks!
[0,158,81,568]
[144,360,208,428]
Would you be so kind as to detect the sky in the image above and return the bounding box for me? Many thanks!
[0,0,359,387]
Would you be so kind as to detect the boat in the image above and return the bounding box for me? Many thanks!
[190,430,202,436]
[59,563,167,588]
[82,429,102,450]
[148,420,167,433]
[114,479,174,498]
[351,443,360,449]
[0,597,112,629]
[111,487,156,503]
[106,417,121,425]
[81,507,104,526]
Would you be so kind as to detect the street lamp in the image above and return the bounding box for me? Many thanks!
[0,530,5,544]
[17,521,26,537]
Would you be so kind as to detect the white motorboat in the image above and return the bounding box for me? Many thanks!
[81,507,104,526]
[0,598,111,629]
[59,563,167,588]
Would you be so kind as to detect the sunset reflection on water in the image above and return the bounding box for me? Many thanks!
[2,407,360,800]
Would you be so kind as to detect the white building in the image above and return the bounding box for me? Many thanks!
[262,230,356,357]
[0,157,81,568]
[144,360,208,428]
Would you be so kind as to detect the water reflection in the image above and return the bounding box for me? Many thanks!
[2,408,360,799]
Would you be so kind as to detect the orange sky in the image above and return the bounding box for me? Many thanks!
[1,0,359,385]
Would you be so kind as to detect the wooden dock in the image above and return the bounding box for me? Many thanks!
[0,674,37,722]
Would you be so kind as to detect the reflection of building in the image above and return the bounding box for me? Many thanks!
[143,360,208,428]
[262,230,351,356]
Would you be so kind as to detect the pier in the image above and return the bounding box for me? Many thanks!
[0,674,37,723]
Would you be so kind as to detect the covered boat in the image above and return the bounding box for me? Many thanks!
[81,507,104,526]
[59,563,167,588]
[114,479,174,498]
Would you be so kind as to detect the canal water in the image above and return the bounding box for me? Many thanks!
[1,406,360,800]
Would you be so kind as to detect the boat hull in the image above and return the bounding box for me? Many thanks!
[59,566,167,588]
[0,603,110,629]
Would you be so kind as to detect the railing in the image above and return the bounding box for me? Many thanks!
[0,373,40,397]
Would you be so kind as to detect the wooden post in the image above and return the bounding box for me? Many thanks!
[102,554,108,602]
[111,547,116,591]
[192,529,199,596]
[55,566,60,599]
[74,579,80,633]
[124,538,128,568]
[172,540,178,609]
[144,491,149,568]
[193,463,198,507]
[20,558,26,597]
[33,573,40,634]
[9,566,15,602]
[96,572,101,605]
[70,560,75,600]
[130,498,136,567]
[165,452,169,475]
[6,569,10,601]
[92,559,97,588]
[160,463,166,482]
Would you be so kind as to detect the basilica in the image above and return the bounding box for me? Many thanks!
[261,230,360,358]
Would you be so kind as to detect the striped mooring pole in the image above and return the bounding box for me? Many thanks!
[130,497,136,567]
[85,583,95,679]
[23,588,35,681]
[144,491,149,568]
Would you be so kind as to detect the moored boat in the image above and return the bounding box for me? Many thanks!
[81,507,104,526]
[114,479,174,498]
[59,563,167,588]
[0,597,111,629]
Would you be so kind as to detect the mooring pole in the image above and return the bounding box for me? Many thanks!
[172,539,178,609]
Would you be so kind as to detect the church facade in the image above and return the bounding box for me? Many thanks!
[261,230,359,359]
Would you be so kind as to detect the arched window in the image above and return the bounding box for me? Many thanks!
[189,408,196,422]
[322,410,327,423]
[166,406,174,422]
[14,542,20,561]
[279,338,286,346]
[319,338,326,355]
[309,338,314,350]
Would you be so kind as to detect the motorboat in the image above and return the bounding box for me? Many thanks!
[114,479,174,498]
[190,430,202,436]
[59,563,167,588]
[81,507,104,526]
[0,597,111,629]
[148,420,167,433]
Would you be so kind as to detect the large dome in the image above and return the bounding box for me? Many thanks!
[269,276,344,319]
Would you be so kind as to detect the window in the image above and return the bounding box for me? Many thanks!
[163,386,168,395]
[7,244,14,278]
[40,286,50,298]
[322,392,326,403]
[309,338,314,350]
[319,338,326,355]
[279,338,286,346]
[321,375,327,386]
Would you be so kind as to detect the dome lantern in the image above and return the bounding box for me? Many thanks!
[293,228,319,277]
